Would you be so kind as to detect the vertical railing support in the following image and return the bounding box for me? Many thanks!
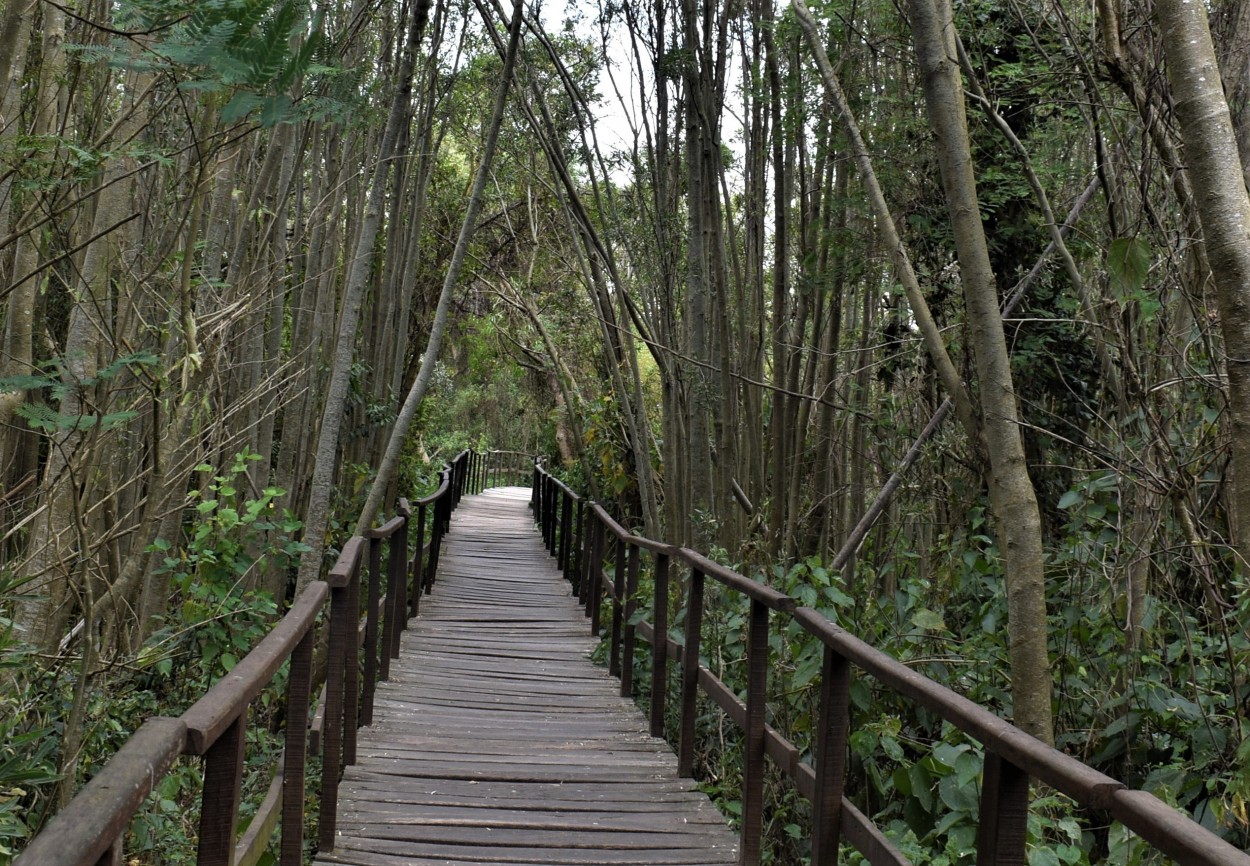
[342,555,362,766]
[372,536,390,682]
[578,507,595,607]
[649,552,670,738]
[976,754,1029,866]
[388,522,407,660]
[621,542,640,698]
[811,646,851,866]
[558,490,573,573]
[544,476,557,555]
[196,714,247,866]
[609,536,625,678]
[281,625,314,866]
[415,502,428,597]
[362,536,382,726]
[740,599,770,866]
[319,572,353,851]
[571,499,585,596]
[678,567,705,777]
[588,514,604,634]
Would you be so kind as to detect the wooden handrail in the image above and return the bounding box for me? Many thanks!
[533,460,1250,866]
[16,448,481,866]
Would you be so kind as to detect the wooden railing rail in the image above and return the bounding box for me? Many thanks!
[533,459,1250,866]
[17,449,485,866]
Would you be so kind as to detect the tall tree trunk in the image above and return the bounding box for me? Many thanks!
[909,0,1054,743]
[1157,0,1250,575]
[355,0,523,534]
[294,0,434,591]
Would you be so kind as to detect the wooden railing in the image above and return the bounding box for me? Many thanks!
[532,459,1250,866]
[16,449,492,866]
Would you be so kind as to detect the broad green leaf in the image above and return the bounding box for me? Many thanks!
[1108,236,1151,296]
[1057,489,1082,509]
[912,608,945,631]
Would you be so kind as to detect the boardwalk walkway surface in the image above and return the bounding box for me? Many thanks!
[314,487,739,866]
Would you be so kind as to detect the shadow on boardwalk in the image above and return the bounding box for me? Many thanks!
[315,487,739,866]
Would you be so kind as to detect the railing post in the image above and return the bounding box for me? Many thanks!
[548,477,558,554]
[578,507,594,607]
[429,490,447,585]
[571,499,585,596]
[609,536,625,678]
[544,476,556,554]
[559,490,573,573]
[976,753,1029,866]
[196,713,247,866]
[621,542,640,698]
[281,625,314,866]
[415,502,428,597]
[398,499,417,618]
[343,553,361,766]
[649,552,670,738]
[372,535,390,682]
[811,646,851,866]
[363,535,382,726]
[389,521,407,659]
[741,598,770,866]
[588,514,604,634]
[318,579,351,851]
[678,566,704,777]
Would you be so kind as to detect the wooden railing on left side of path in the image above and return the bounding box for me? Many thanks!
[15,449,502,866]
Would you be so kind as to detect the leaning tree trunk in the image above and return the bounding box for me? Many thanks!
[294,0,433,591]
[1157,0,1250,577]
[355,0,523,534]
[908,0,1054,744]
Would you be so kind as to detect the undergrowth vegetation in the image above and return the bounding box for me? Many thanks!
[0,452,311,862]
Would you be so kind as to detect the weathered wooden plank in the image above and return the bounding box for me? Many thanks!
[313,488,736,866]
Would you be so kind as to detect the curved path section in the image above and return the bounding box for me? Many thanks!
[315,487,739,866]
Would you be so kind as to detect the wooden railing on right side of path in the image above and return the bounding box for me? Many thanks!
[532,459,1250,866]
[16,448,513,866]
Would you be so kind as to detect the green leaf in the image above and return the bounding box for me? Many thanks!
[1057,490,1082,509]
[221,91,262,121]
[931,742,971,771]
[1107,236,1151,297]
[0,374,57,391]
[912,608,945,632]
[259,94,293,127]
[938,772,979,812]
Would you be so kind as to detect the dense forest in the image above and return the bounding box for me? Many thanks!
[2,0,1250,861]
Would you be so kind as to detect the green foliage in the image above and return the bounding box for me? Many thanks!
[141,450,307,680]
[0,352,160,433]
[105,0,326,126]
[0,580,60,859]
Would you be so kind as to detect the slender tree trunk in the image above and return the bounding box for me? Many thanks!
[909,0,1054,743]
[353,0,521,535]
[1157,0,1250,574]
[294,0,434,590]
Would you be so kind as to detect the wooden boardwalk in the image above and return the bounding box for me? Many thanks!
[315,487,739,866]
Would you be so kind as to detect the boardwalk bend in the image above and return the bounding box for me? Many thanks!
[16,449,1250,866]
